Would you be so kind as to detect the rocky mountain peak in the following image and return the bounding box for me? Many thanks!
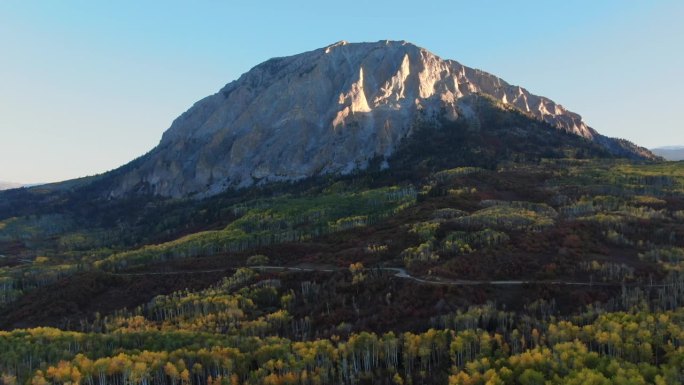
[111,40,642,198]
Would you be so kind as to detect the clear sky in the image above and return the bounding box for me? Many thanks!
[1,1,682,184]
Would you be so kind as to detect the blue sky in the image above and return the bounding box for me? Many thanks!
[1,1,682,183]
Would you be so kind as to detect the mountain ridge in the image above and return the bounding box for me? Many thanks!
[651,146,684,161]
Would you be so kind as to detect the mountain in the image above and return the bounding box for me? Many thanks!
[651,146,684,161]
[0,181,22,191]
[1,42,683,385]
[106,40,655,198]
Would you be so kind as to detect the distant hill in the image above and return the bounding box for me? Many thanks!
[0,181,22,191]
[651,146,684,161]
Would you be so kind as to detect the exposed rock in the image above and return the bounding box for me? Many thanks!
[110,40,653,198]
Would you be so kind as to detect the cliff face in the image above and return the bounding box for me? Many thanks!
[110,40,648,198]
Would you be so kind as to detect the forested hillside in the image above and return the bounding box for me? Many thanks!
[1,103,683,384]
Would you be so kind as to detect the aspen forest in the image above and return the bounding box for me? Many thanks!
[2,108,684,384]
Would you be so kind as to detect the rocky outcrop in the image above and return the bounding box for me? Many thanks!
[110,40,650,198]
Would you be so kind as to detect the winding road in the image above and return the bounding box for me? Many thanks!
[110,265,668,287]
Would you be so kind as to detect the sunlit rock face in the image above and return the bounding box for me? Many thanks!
[111,41,607,197]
